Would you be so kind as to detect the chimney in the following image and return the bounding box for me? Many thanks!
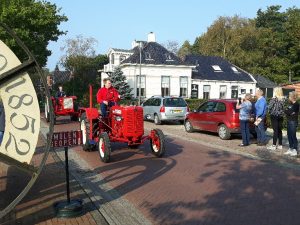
[147,32,156,42]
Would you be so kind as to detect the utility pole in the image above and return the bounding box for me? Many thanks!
[138,41,142,105]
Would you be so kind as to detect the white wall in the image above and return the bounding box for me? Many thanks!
[121,64,193,98]
[192,79,256,99]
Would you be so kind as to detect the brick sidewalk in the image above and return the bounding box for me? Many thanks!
[0,149,108,225]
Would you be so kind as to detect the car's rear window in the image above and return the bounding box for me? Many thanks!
[164,98,187,107]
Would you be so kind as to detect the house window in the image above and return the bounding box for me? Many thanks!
[180,76,188,97]
[212,65,222,72]
[231,86,238,99]
[145,52,153,60]
[165,54,174,61]
[203,85,211,99]
[250,89,253,95]
[219,85,227,99]
[241,89,246,94]
[136,75,146,97]
[111,53,114,64]
[161,76,170,97]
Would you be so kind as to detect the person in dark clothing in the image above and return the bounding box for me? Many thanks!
[284,91,299,157]
[55,85,66,98]
[267,87,285,151]
[0,99,5,145]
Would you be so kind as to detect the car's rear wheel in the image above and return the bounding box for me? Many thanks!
[80,113,92,151]
[218,124,231,140]
[98,132,111,163]
[184,120,195,133]
[154,114,161,125]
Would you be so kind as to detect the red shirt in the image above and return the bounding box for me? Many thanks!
[96,86,120,104]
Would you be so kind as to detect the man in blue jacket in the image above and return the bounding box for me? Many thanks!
[255,89,267,146]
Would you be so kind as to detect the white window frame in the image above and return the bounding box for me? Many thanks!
[179,76,188,97]
[203,85,211,99]
[136,75,146,97]
[219,85,227,99]
[212,65,222,72]
[161,76,170,97]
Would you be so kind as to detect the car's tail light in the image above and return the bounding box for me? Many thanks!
[160,106,165,112]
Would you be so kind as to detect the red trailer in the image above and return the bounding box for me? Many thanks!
[79,86,165,163]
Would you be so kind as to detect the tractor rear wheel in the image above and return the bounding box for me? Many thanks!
[150,129,165,157]
[98,132,111,163]
[71,114,78,121]
[80,113,92,151]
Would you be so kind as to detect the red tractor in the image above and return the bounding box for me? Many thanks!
[45,96,80,123]
[79,86,165,163]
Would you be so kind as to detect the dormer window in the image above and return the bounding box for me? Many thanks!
[165,53,174,61]
[231,66,239,73]
[145,52,153,60]
[212,65,222,72]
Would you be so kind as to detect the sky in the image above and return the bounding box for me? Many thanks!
[46,0,300,71]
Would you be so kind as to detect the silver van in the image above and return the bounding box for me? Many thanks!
[142,96,188,124]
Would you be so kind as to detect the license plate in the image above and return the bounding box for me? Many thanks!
[172,109,182,113]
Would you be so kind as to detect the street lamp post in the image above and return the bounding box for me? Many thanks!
[138,41,142,106]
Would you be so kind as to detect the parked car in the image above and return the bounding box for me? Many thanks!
[142,96,189,124]
[184,99,262,140]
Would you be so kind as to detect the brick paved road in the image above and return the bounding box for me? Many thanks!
[0,121,108,225]
[51,118,300,225]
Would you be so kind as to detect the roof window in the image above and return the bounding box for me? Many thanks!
[231,66,239,73]
[212,65,222,72]
[165,53,174,61]
[145,52,154,61]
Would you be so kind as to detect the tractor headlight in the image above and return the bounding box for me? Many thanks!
[115,116,122,121]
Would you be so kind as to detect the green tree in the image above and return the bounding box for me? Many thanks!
[178,40,192,59]
[60,35,108,104]
[109,67,133,100]
[0,0,67,66]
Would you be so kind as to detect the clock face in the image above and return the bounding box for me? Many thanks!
[0,41,40,164]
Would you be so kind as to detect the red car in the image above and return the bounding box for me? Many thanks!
[184,99,258,140]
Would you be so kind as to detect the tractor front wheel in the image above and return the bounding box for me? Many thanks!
[98,132,111,163]
[80,113,92,151]
[150,129,165,157]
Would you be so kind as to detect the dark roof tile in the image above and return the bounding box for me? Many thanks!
[121,42,189,66]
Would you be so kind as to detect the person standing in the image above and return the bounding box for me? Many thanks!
[236,93,252,146]
[0,98,5,145]
[255,89,268,146]
[96,78,120,117]
[284,91,299,157]
[267,87,285,150]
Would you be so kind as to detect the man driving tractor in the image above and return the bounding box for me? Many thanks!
[96,78,120,117]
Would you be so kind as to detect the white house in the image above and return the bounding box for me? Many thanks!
[101,32,257,99]
[184,55,257,99]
